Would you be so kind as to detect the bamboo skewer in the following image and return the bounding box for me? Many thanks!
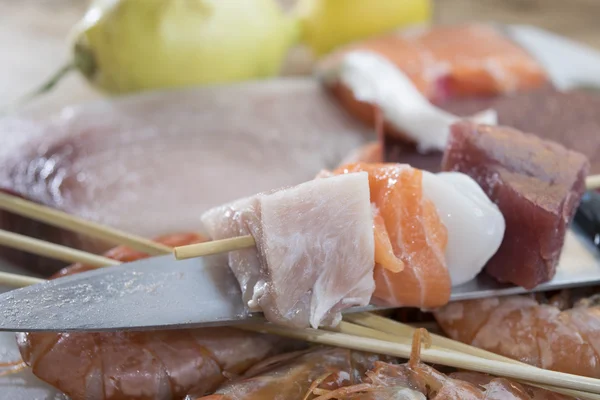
[587,175,600,191]
[342,314,600,400]
[0,192,171,256]
[241,323,600,394]
[0,229,119,270]
[174,235,255,260]
[0,271,44,288]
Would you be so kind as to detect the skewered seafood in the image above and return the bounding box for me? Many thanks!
[202,172,375,328]
[442,122,590,288]
[7,233,297,400]
[204,159,504,316]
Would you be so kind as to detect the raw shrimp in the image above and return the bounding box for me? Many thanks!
[3,233,297,400]
[314,330,573,400]
[450,372,576,400]
[434,294,600,378]
[195,330,572,400]
[192,347,389,400]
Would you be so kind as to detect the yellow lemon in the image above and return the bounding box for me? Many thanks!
[72,0,300,94]
[297,0,432,56]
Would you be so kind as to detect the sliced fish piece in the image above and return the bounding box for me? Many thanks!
[202,172,375,329]
[319,24,548,103]
[333,163,451,309]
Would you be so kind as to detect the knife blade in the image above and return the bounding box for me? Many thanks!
[575,191,600,249]
[1,228,600,333]
[0,254,261,332]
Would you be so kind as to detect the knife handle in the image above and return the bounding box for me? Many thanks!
[574,191,600,249]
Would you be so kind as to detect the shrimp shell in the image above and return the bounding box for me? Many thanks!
[434,295,600,377]
[192,347,388,400]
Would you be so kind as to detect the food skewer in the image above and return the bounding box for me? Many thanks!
[174,235,255,259]
[0,192,172,255]
[588,175,600,191]
[0,228,120,287]
[1,232,600,396]
[0,271,43,287]
[173,171,600,260]
[0,229,119,270]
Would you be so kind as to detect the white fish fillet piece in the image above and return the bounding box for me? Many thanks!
[0,78,371,273]
[202,172,375,328]
[201,196,263,308]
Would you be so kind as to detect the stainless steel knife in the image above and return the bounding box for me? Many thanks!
[1,228,600,333]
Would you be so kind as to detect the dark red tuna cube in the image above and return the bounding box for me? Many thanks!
[442,121,590,289]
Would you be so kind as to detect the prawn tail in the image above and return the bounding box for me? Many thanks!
[0,361,27,376]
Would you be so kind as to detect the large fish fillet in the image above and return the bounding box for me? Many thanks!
[0,79,371,275]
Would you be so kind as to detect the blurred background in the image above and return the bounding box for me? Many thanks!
[3,0,600,115]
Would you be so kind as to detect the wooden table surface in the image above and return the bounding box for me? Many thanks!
[2,0,600,115]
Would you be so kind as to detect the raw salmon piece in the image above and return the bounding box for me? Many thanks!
[334,163,450,308]
[373,212,404,273]
[320,24,547,103]
[318,24,547,144]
